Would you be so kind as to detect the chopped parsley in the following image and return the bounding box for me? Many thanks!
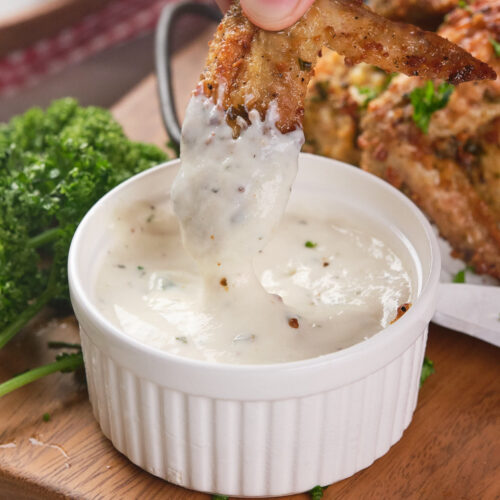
[420,357,435,387]
[298,58,312,71]
[452,265,474,283]
[309,485,328,499]
[410,81,454,133]
[357,72,397,109]
[176,336,188,344]
[490,38,500,58]
[42,412,51,422]
[305,241,318,248]
[212,496,229,500]
[358,86,380,108]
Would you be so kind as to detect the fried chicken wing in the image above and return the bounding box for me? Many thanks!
[359,0,500,278]
[200,0,495,135]
[303,49,389,164]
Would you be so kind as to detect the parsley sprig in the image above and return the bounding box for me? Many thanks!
[0,350,84,397]
[410,81,454,133]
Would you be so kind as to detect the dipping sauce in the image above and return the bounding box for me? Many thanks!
[95,93,414,364]
[94,198,413,364]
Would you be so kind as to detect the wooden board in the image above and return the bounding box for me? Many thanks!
[1,28,500,500]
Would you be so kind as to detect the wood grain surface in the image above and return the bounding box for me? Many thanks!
[1,26,499,500]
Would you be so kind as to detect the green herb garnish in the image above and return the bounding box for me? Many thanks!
[212,495,229,500]
[305,241,318,248]
[420,356,435,387]
[358,86,380,108]
[298,58,312,71]
[410,81,454,133]
[452,265,474,283]
[309,485,328,499]
[176,336,188,344]
[490,38,500,58]
[357,72,397,109]
[0,351,84,398]
[42,412,51,422]
[0,98,166,392]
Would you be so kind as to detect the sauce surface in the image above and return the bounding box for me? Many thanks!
[94,198,413,364]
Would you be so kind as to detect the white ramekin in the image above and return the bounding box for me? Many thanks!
[68,154,440,497]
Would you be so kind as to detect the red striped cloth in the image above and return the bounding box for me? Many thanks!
[0,0,176,97]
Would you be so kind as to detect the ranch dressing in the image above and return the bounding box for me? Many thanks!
[95,93,413,363]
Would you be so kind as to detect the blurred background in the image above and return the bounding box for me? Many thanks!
[0,0,211,122]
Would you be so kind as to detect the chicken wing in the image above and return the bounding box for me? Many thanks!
[200,0,495,135]
[359,0,500,278]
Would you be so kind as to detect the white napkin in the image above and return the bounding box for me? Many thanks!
[432,227,499,347]
[434,284,500,347]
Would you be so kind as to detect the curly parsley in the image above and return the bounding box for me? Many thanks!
[0,99,166,395]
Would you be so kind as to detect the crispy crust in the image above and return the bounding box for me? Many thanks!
[200,0,495,134]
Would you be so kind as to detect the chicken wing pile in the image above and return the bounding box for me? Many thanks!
[359,0,500,278]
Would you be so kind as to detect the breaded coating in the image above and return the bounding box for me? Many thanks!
[303,49,389,164]
[359,0,500,278]
[200,0,495,135]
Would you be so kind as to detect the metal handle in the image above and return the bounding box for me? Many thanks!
[155,1,222,148]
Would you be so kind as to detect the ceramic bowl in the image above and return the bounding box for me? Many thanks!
[68,154,440,497]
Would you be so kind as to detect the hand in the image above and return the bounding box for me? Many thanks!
[215,0,315,31]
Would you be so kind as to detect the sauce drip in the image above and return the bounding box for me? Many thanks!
[171,93,304,341]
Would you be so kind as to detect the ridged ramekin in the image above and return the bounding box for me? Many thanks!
[68,154,440,497]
